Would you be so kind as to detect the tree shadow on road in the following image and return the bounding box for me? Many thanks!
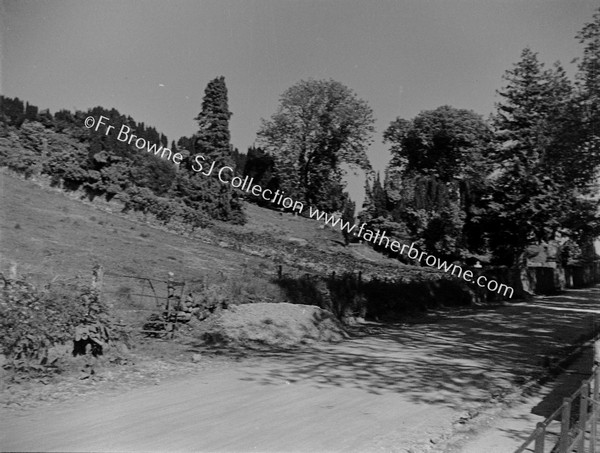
[236,286,600,411]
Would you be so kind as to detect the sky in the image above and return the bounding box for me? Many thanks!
[1,0,598,205]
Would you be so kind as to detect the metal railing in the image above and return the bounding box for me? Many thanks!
[516,365,600,453]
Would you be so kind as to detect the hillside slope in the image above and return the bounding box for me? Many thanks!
[0,169,441,284]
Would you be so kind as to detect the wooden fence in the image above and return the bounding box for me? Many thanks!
[101,269,186,338]
[515,365,600,453]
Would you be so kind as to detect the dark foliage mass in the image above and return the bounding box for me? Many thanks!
[358,11,600,269]
[0,272,122,378]
[0,76,245,228]
[170,76,246,225]
[276,271,474,322]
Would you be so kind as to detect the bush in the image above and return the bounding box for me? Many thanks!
[275,271,475,322]
[0,272,118,376]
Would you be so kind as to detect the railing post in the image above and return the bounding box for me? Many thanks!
[579,381,589,453]
[594,366,600,401]
[592,367,600,453]
[560,397,572,453]
[534,422,545,453]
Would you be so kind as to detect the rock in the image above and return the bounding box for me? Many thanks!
[191,353,202,363]
[287,237,308,246]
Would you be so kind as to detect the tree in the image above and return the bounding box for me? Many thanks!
[357,172,411,255]
[486,47,600,270]
[382,106,493,259]
[194,76,233,164]
[577,8,600,126]
[25,102,39,121]
[242,146,277,207]
[257,79,375,211]
[172,76,245,224]
[1,96,25,128]
[384,105,492,183]
[362,172,388,220]
[340,194,356,245]
[574,8,600,192]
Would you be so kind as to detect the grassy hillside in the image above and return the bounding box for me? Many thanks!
[2,168,477,337]
[1,169,443,284]
[1,170,266,284]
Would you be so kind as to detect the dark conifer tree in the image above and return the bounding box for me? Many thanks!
[172,76,245,224]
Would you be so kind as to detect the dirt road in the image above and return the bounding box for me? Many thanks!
[2,286,600,452]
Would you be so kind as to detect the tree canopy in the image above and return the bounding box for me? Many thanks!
[257,79,375,211]
[384,105,493,183]
[377,106,492,260]
[486,47,599,266]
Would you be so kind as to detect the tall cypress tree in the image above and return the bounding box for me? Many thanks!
[487,49,585,269]
[575,8,600,189]
[171,76,245,224]
[194,76,232,164]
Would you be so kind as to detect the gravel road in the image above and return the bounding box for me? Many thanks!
[2,286,599,452]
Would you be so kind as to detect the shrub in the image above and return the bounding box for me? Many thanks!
[275,271,475,322]
[0,272,118,376]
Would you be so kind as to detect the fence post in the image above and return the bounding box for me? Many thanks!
[172,273,181,339]
[166,271,174,316]
[579,381,589,452]
[91,265,103,291]
[560,397,572,453]
[592,367,600,453]
[91,264,104,311]
[534,422,545,453]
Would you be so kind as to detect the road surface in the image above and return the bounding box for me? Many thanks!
[2,285,600,452]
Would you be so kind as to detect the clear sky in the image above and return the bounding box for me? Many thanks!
[1,0,598,205]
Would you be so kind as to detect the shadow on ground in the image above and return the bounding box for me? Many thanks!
[226,286,600,411]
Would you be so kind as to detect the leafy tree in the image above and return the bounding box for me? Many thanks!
[257,79,375,211]
[384,105,492,183]
[382,106,493,259]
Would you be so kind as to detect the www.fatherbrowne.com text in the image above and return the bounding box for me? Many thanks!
[83,115,514,299]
